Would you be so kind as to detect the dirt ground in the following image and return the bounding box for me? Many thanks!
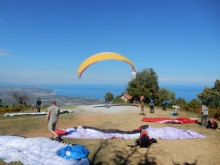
[1,105,220,165]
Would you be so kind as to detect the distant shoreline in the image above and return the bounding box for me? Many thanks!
[0,86,103,106]
[0,84,212,105]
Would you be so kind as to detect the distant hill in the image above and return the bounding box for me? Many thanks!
[0,87,103,106]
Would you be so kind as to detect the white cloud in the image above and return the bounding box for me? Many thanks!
[192,79,202,82]
[160,78,203,83]
[159,78,179,81]
[0,49,11,56]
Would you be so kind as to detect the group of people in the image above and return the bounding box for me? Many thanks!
[139,97,154,116]
[40,96,218,142]
[138,97,218,129]
[200,103,218,129]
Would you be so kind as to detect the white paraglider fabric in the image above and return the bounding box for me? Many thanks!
[62,126,206,140]
[0,135,90,165]
[146,126,206,140]
[63,126,139,140]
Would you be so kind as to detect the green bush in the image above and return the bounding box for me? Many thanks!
[0,105,32,113]
[1,104,9,109]
[209,108,220,121]
[186,99,201,109]
[112,96,125,104]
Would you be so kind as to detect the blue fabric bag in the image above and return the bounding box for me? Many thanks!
[170,112,178,116]
[57,144,89,160]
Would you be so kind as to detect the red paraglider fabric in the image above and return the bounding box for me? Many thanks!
[141,117,197,124]
[55,129,68,135]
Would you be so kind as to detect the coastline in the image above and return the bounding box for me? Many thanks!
[0,84,211,106]
[0,87,102,106]
[43,84,209,102]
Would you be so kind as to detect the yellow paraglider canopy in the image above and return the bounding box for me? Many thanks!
[78,52,136,79]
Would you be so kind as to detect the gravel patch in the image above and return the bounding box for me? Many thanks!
[74,104,140,114]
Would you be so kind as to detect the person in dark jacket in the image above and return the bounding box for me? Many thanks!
[36,98,41,112]
[105,97,109,108]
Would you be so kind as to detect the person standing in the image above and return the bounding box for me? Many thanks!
[139,96,145,115]
[201,103,209,126]
[105,97,109,108]
[150,99,154,113]
[45,100,61,141]
[36,98,41,112]
[162,103,167,111]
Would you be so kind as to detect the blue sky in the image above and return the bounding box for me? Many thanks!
[0,0,219,86]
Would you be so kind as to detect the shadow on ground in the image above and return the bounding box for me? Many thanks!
[88,140,199,165]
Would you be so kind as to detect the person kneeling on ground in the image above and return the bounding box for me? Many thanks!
[206,119,218,129]
[136,129,157,147]
[173,105,180,115]
[128,128,157,148]
[45,100,62,141]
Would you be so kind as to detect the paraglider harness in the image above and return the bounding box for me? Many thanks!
[206,119,218,129]
[127,125,157,148]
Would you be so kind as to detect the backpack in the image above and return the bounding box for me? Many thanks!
[206,119,218,129]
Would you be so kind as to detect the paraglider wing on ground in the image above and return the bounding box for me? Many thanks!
[61,125,205,140]
[0,135,90,165]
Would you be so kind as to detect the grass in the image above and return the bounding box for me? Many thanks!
[0,115,44,135]
[0,106,220,165]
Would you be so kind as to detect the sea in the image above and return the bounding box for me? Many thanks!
[41,84,212,102]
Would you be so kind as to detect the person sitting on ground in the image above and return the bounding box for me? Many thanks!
[45,100,61,141]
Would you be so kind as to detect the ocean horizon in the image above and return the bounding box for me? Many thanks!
[41,84,211,102]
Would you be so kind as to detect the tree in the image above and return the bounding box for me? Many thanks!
[112,95,125,104]
[175,97,187,109]
[126,68,159,105]
[105,92,114,101]
[12,91,30,105]
[187,99,201,109]
[176,97,186,104]
[158,87,175,106]
[197,79,220,108]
